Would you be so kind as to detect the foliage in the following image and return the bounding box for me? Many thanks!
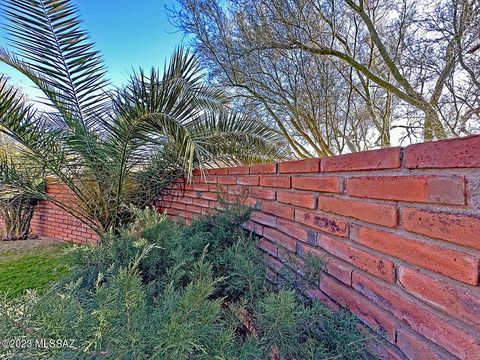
[0,95,45,240]
[0,0,288,235]
[172,0,480,152]
[0,204,372,359]
[0,242,70,297]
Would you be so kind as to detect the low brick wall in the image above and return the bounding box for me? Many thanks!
[30,181,98,243]
[158,135,480,360]
[0,180,97,243]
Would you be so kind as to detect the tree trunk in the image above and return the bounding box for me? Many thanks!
[423,108,446,141]
[1,197,35,241]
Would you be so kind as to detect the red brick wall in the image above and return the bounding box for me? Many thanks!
[158,135,480,360]
[29,180,99,243]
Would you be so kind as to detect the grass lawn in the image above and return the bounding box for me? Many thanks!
[0,239,71,298]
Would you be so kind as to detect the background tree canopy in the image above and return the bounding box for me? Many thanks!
[171,0,480,156]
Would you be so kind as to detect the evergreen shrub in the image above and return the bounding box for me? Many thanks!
[0,202,374,359]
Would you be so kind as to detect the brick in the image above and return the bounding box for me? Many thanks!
[277,218,316,245]
[249,163,276,174]
[277,191,316,209]
[208,168,229,175]
[304,287,340,311]
[193,175,217,184]
[192,198,209,207]
[346,175,466,205]
[183,190,199,198]
[263,227,297,252]
[228,165,250,174]
[222,193,243,203]
[402,208,480,250]
[292,176,341,193]
[190,168,218,177]
[366,336,408,360]
[185,183,210,192]
[227,185,248,196]
[260,176,291,188]
[192,176,203,183]
[321,147,401,172]
[353,272,480,359]
[251,211,277,227]
[281,244,306,268]
[320,276,397,343]
[200,192,217,201]
[324,257,354,286]
[209,200,223,209]
[209,185,220,192]
[182,211,194,219]
[295,209,349,237]
[168,189,184,198]
[258,238,278,257]
[160,194,174,202]
[205,176,217,184]
[237,176,260,186]
[165,208,181,216]
[218,176,237,185]
[186,204,203,214]
[264,253,283,272]
[356,227,479,285]
[177,197,193,205]
[279,158,320,173]
[167,208,193,219]
[318,235,395,283]
[397,329,457,360]
[318,196,397,227]
[242,220,263,236]
[398,267,480,328]
[262,202,294,219]
[171,202,186,210]
[404,135,480,169]
[249,187,276,200]
[277,246,298,266]
[245,198,261,209]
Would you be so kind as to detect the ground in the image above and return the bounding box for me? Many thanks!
[0,238,71,297]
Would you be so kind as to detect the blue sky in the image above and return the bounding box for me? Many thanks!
[0,0,184,99]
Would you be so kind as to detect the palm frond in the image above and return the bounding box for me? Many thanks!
[110,50,212,175]
[111,48,290,178]
[0,75,55,159]
[1,0,109,130]
[0,148,43,202]
[0,27,288,235]
[188,110,291,166]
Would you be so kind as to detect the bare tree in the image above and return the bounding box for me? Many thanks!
[171,0,480,155]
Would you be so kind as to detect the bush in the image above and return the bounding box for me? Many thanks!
[0,204,373,359]
[0,143,44,241]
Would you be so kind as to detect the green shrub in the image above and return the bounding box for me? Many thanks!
[0,204,373,359]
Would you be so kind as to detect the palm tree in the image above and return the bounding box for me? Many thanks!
[0,0,287,235]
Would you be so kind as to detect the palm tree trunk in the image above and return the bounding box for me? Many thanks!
[1,198,35,241]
